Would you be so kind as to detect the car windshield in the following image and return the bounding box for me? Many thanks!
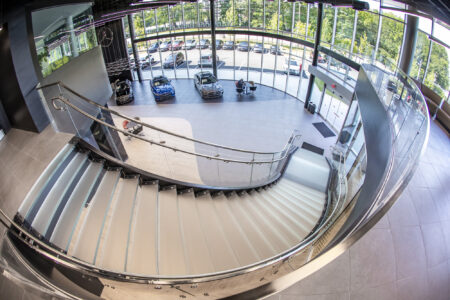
[255,44,262,47]
[201,55,212,59]
[201,75,217,84]
[240,42,248,46]
[288,60,298,66]
[154,78,169,86]
[225,41,233,45]
[187,40,195,44]
[200,40,207,44]
[150,43,158,48]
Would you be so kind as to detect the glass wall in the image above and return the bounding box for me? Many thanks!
[32,4,98,77]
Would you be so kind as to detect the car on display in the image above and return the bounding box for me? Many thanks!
[140,54,156,69]
[163,52,185,68]
[238,41,251,51]
[223,40,235,50]
[160,41,172,51]
[194,71,224,99]
[170,40,184,50]
[150,76,175,101]
[198,54,219,67]
[270,45,282,55]
[253,43,265,53]
[183,39,197,49]
[114,79,134,105]
[148,41,161,53]
[197,39,210,49]
[209,39,224,50]
[283,59,303,76]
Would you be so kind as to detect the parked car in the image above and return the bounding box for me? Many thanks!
[198,54,219,67]
[283,59,302,76]
[309,52,327,63]
[170,40,184,50]
[270,45,282,55]
[253,43,265,53]
[197,39,210,49]
[150,76,175,101]
[114,79,134,105]
[160,41,172,51]
[140,55,155,69]
[209,39,223,50]
[163,52,184,68]
[194,71,224,99]
[223,40,235,50]
[238,41,251,51]
[148,41,161,53]
[183,39,197,50]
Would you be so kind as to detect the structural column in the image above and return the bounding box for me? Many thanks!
[67,15,79,58]
[399,13,419,75]
[304,3,323,109]
[210,0,218,77]
[127,14,143,82]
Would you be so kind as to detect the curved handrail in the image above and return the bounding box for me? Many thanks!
[37,81,294,156]
[49,95,300,165]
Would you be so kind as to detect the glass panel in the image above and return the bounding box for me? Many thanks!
[410,31,430,82]
[307,4,318,42]
[321,6,334,47]
[293,3,308,39]
[250,0,264,29]
[376,15,404,65]
[265,0,279,34]
[424,41,450,99]
[334,8,355,53]
[352,11,378,58]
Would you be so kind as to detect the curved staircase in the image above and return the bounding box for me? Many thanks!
[15,141,328,277]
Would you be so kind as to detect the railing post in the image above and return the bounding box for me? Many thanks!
[268,153,275,180]
[249,153,256,185]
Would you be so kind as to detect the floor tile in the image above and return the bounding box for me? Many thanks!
[421,223,447,268]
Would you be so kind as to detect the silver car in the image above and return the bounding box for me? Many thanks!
[194,71,224,99]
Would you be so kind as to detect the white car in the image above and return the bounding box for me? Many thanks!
[198,54,219,67]
[284,59,302,76]
[194,71,224,99]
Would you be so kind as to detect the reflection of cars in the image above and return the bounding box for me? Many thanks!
[253,43,265,53]
[197,39,210,49]
[160,41,171,51]
[183,39,197,49]
[283,59,302,75]
[238,41,251,51]
[387,80,398,93]
[163,52,184,68]
[148,41,161,53]
[170,40,184,50]
[270,45,282,55]
[198,54,219,67]
[150,76,175,101]
[309,52,327,63]
[209,39,223,50]
[194,71,224,99]
[223,40,235,50]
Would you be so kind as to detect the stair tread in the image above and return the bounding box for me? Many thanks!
[158,188,187,275]
[31,152,87,235]
[50,161,104,250]
[275,181,326,206]
[281,178,327,199]
[270,186,325,218]
[196,193,239,272]
[212,194,261,266]
[226,193,277,259]
[178,192,215,275]
[126,184,158,275]
[18,144,74,218]
[70,170,120,263]
[98,178,139,272]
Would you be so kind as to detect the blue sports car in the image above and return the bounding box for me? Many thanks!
[150,76,175,101]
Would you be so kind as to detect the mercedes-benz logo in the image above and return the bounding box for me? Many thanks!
[98,27,113,47]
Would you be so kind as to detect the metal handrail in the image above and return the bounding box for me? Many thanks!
[37,81,294,156]
[51,96,300,165]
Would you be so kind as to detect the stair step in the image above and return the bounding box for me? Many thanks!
[31,152,87,235]
[47,159,100,245]
[270,186,324,218]
[280,178,327,200]
[18,144,74,219]
[70,170,121,263]
[178,191,215,275]
[226,193,277,260]
[196,193,239,272]
[126,184,158,275]
[97,177,139,272]
[239,191,291,252]
[275,180,326,207]
[158,187,187,276]
[212,193,260,266]
[249,191,302,247]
